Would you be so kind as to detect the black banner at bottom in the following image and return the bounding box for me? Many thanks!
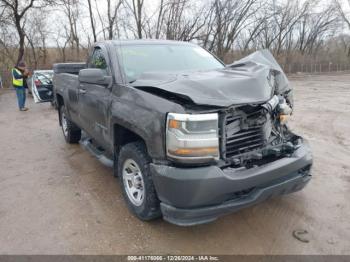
[0,256,349,262]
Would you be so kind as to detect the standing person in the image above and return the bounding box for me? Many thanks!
[12,62,30,111]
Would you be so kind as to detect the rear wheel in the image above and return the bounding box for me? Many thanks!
[60,105,81,143]
[118,141,161,221]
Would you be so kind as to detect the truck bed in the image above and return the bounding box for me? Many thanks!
[53,63,86,98]
[53,63,86,75]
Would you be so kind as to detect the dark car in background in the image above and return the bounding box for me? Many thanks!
[28,70,54,103]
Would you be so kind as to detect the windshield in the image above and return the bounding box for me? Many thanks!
[116,44,224,82]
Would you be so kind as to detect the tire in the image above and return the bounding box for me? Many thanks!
[59,105,81,143]
[118,141,161,221]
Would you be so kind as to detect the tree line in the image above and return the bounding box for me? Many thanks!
[1,0,350,84]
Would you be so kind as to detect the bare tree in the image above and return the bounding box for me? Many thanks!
[201,0,260,59]
[296,4,338,55]
[92,0,122,40]
[87,0,97,42]
[0,3,16,64]
[335,0,350,29]
[124,0,144,39]
[55,23,71,62]
[24,8,50,69]
[107,0,122,39]
[60,0,81,59]
[0,0,347,77]
[0,0,49,63]
[155,0,165,39]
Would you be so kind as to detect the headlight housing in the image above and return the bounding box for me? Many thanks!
[278,96,293,125]
[166,113,219,163]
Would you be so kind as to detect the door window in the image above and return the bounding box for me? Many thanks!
[35,72,53,86]
[90,48,108,73]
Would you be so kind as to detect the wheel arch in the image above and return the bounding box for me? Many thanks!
[113,123,149,158]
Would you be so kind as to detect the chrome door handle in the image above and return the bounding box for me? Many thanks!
[79,88,87,94]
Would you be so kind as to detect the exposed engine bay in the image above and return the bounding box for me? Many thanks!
[219,93,299,169]
[130,49,300,168]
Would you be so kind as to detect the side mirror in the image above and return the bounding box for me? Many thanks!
[79,68,112,86]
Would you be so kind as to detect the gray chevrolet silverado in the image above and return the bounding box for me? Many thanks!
[53,40,312,226]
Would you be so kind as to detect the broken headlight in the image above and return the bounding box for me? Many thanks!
[278,96,293,125]
[166,113,219,163]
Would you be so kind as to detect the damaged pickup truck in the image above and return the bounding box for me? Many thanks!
[53,40,312,226]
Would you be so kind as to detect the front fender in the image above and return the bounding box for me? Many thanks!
[109,85,186,161]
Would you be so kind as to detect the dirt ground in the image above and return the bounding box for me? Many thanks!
[0,73,349,255]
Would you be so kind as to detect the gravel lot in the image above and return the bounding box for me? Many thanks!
[0,73,349,255]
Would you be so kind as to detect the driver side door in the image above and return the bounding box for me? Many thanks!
[78,47,112,148]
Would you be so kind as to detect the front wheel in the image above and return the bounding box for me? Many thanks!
[60,105,81,143]
[118,141,161,221]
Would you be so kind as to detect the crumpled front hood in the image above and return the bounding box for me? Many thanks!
[131,50,290,107]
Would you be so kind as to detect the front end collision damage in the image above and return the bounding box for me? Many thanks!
[130,50,293,108]
[55,45,312,226]
[151,138,312,226]
[126,50,312,225]
[130,50,298,167]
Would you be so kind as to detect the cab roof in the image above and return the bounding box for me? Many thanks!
[98,39,197,47]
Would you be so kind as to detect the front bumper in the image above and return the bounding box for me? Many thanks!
[150,141,312,226]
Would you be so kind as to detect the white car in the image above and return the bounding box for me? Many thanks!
[28,70,54,103]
